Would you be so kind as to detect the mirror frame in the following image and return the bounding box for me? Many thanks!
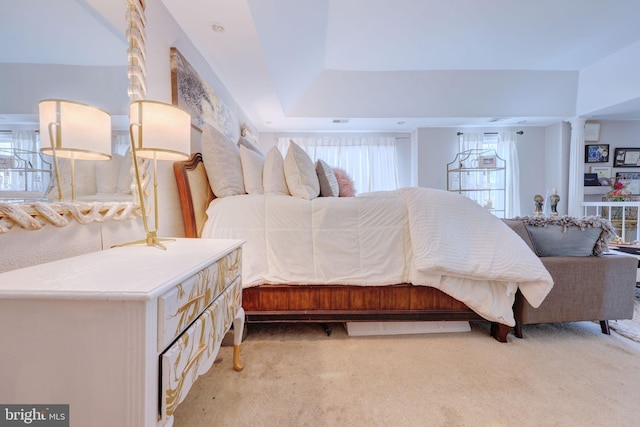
[0,0,146,234]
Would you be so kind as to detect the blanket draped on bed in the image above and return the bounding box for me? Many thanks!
[202,187,554,326]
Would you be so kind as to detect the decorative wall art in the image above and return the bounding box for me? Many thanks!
[616,172,640,180]
[170,47,238,141]
[584,122,601,142]
[614,148,640,167]
[584,144,609,163]
[590,166,611,180]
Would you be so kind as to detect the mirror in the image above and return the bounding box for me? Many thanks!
[0,0,143,232]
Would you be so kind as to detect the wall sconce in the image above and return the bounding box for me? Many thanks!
[38,99,112,201]
[122,100,191,249]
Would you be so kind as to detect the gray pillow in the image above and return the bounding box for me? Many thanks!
[316,159,339,197]
[526,224,602,256]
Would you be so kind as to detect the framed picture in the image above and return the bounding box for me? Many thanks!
[584,122,601,142]
[614,148,640,167]
[476,155,497,168]
[616,172,640,180]
[590,166,611,180]
[170,47,238,140]
[584,144,609,163]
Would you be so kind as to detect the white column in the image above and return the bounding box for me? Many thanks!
[567,117,586,217]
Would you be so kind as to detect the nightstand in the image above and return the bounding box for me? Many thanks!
[0,238,245,427]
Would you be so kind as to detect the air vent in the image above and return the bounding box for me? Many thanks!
[332,119,349,124]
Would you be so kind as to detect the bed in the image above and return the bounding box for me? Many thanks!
[174,152,554,342]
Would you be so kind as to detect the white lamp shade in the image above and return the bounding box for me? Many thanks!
[39,99,112,160]
[129,100,191,161]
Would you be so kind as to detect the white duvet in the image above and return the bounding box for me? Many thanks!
[201,187,553,326]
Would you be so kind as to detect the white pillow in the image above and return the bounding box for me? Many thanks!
[201,124,245,197]
[263,146,290,195]
[284,141,320,200]
[240,145,265,194]
[316,159,339,197]
[95,153,122,194]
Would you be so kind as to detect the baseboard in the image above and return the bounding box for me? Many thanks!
[345,321,471,337]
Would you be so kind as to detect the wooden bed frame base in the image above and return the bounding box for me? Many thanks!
[242,284,510,342]
[174,153,511,342]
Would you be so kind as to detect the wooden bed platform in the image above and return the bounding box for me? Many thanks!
[174,153,510,342]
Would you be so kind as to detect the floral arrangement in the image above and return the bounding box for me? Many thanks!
[608,180,631,201]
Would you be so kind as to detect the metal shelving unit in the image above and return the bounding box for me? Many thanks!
[0,148,52,193]
[447,149,506,218]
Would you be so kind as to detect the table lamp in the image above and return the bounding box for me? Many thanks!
[39,99,112,201]
[122,100,191,249]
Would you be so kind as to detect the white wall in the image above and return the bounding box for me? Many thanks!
[143,0,253,238]
[577,41,640,117]
[414,127,459,191]
[543,122,571,215]
[0,64,128,116]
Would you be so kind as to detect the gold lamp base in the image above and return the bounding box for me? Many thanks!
[114,230,175,250]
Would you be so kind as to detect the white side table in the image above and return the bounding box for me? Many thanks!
[0,238,245,427]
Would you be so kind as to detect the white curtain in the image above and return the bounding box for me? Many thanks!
[277,136,399,193]
[498,131,521,218]
[459,131,521,218]
[113,133,130,156]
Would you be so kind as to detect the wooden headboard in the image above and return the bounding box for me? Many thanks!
[173,153,215,238]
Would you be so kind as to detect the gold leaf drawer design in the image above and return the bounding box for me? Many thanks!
[160,276,242,418]
[157,248,241,350]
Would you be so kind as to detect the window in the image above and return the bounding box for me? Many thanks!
[0,131,51,194]
[278,136,399,194]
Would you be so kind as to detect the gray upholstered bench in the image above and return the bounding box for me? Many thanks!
[505,217,637,338]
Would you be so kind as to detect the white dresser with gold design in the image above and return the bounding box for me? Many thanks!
[0,238,244,427]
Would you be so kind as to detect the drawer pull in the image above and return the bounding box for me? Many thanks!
[184,343,207,374]
[177,294,205,313]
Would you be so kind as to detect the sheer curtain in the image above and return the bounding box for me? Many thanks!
[113,134,130,156]
[498,131,521,218]
[277,136,399,193]
[459,131,521,218]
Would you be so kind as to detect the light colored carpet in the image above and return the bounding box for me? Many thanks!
[173,318,640,427]
[609,287,640,342]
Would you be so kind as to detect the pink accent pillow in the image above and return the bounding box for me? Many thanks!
[332,167,357,197]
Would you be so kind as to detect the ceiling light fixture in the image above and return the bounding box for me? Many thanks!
[211,22,225,33]
[332,119,349,124]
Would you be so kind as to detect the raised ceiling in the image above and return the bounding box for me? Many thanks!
[4,1,640,132]
[161,0,640,131]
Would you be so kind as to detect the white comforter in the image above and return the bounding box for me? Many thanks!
[201,187,553,325]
